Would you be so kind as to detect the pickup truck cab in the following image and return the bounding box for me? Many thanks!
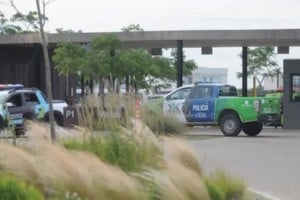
[0,87,67,135]
[182,83,263,136]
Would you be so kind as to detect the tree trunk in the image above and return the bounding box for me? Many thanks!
[36,0,56,142]
[98,76,105,108]
[81,75,85,97]
[125,75,129,93]
[115,78,120,94]
[89,76,94,94]
[253,76,257,96]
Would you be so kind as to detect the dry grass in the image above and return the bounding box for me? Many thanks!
[162,137,203,176]
[0,122,146,200]
[0,108,247,200]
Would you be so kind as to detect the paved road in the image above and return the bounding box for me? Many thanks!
[186,127,300,200]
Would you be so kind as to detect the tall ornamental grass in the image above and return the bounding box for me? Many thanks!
[0,93,247,200]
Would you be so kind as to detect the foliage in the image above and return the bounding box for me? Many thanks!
[55,28,82,33]
[204,179,224,200]
[121,24,144,32]
[53,42,88,76]
[0,7,46,34]
[0,119,248,200]
[170,48,197,77]
[92,33,123,79]
[237,47,280,94]
[0,174,44,200]
[10,11,42,33]
[63,131,162,172]
[205,171,246,200]
[0,11,21,34]
[120,48,154,89]
[64,94,162,172]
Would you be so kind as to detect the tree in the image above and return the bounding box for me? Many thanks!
[237,47,280,96]
[121,24,144,32]
[53,42,88,96]
[90,33,123,94]
[170,49,197,82]
[55,28,82,33]
[0,11,21,34]
[36,0,56,142]
[0,0,49,33]
[147,56,174,93]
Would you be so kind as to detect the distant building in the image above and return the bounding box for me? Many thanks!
[264,76,283,91]
[191,67,228,84]
[151,66,228,95]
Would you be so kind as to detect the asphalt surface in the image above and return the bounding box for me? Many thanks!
[186,126,300,200]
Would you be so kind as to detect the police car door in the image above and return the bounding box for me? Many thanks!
[6,93,25,126]
[190,85,215,123]
[24,92,45,120]
[163,86,191,123]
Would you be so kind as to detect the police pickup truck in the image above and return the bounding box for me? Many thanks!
[182,83,263,136]
[0,87,67,135]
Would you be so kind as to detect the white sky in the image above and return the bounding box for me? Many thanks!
[1,0,300,88]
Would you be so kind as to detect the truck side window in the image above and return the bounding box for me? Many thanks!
[7,94,22,107]
[24,93,39,106]
[194,86,212,98]
[219,86,237,96]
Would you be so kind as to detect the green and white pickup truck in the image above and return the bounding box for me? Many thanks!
[182,83,264,136]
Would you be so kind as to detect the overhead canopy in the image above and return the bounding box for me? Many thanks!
[1,29,300,48]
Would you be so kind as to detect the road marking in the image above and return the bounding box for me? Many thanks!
[249,188,281,200]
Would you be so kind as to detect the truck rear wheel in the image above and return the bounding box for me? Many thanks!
[220,114,241,136]
[242,122,263,136]
[44,112,64,127]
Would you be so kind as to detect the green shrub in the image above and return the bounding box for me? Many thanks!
[206,171,246,200]
[63,131,162,172]
[0,174,44,200]
[204,179,224,200]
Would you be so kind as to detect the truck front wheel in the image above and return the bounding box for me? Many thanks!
[220,114,242,136]
[0,117,5,131]
[242,122,263,136]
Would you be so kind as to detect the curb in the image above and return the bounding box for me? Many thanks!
[249,188,281,200]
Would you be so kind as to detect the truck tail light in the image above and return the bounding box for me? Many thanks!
[253,100,260,112]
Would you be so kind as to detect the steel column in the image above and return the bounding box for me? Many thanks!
[242,46,248,97]
[177,40,183,87]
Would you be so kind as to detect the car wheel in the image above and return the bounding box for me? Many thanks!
[242,121,263,136]
[54,112,64,127]
[220,113,241,136]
